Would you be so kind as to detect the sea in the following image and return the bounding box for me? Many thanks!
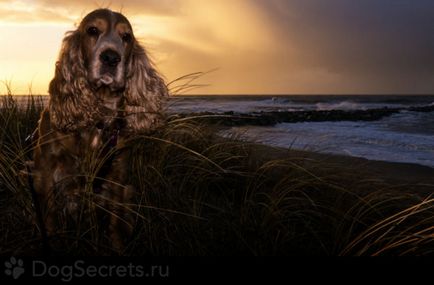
[168,95,434,168]
[7,94,434,168]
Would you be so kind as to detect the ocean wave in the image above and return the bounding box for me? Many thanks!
[315,101,364,111]
[223,118,434,167]
[269,97,292,104]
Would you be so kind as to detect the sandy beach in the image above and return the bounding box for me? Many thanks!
[251,144,434,190]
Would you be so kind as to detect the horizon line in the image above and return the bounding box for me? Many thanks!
[3,93,434,97]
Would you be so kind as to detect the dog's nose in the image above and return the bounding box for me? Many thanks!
[100,49,121,67]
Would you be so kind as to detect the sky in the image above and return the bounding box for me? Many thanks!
[1,0,434,95]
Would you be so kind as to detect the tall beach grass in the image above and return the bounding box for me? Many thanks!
[0,94,433,256]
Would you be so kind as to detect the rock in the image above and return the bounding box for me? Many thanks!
[170,105,434,127]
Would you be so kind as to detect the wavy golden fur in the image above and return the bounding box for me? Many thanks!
[33,9,168,250]
[49,9,167,132]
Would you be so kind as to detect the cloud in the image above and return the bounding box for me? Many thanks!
[251,0,434,93]
[0,1,73,23]
[0,0,180,25]
[1,0,434,94]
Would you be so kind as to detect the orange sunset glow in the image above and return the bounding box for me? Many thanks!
[1,0,434,95]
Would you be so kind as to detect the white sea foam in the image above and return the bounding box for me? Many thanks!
[222,112,434,167]
[315,101,363,111]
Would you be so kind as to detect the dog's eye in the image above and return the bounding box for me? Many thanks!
[87,26,100,36]
[122,33,132,43]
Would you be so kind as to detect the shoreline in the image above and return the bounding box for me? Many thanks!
[248,142,434,194]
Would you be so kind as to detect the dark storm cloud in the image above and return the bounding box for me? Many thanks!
[254,0,434,93]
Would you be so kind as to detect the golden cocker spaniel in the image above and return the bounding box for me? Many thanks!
[33,8,168,250]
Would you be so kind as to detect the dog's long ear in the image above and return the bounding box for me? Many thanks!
[49,30,99,131]
[124,41,168,132]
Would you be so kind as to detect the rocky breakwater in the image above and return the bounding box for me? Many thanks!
[169,104,434,127]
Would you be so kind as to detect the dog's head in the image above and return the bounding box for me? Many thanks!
[49,9,168,132]
[79,9,133,91]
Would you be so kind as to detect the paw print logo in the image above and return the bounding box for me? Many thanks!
[4,257,24,279]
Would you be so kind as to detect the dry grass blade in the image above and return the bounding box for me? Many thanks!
[167,69,218,95]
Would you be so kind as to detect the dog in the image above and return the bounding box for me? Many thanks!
[32,8,168,250]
